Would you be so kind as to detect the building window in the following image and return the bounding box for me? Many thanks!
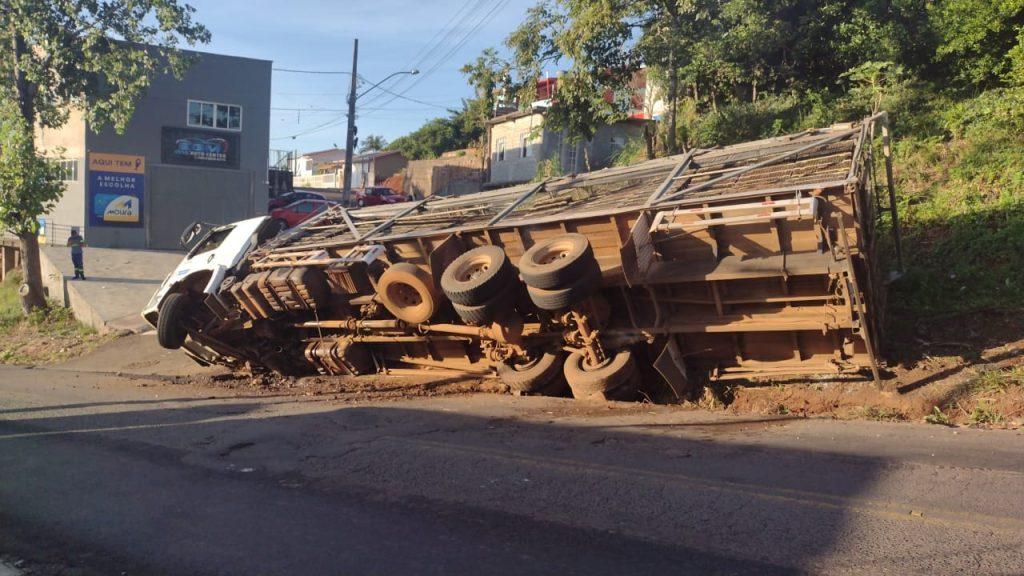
[520,134,533,158]
[56,159,78,182]
[188,99,242,131]
[496,138,506,162]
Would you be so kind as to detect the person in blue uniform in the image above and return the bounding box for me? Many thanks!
[67,228,86,280]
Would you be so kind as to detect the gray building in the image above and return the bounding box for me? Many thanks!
[36,48,272,250]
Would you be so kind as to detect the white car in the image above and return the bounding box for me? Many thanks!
[142,216,272,356]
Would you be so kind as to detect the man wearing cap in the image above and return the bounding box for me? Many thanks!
[67,227,86,280]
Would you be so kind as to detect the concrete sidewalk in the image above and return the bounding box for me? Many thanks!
[39,245,183,334]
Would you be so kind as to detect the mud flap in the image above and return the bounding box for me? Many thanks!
[428,234,465,293]
[653,338,690,400]
[620,212,654,287]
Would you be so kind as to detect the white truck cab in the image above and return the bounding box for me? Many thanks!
[142,216,270,349]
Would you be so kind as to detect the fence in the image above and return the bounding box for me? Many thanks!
[294,172,341,189]
[37,220,78,247]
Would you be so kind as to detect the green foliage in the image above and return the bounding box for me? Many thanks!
[387,56,503,160]
[0,0,211,132]
[888,110,1024,315]
[532,157,563,181]
[941,88,1024,137]
[358,135,387,154]
[683,93,802,148]
[0,101,64,235]
[611,137,647,167]
[924,406,952,426]
[0,272,22,329]
[387,108,480,160]
[930,0,1024,88]
[969,400,1004,425]
[841,61,908,114]
[970,365,1024,394]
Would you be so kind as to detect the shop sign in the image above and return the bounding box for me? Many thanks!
[161,127,240,169]
[88,152,145,227]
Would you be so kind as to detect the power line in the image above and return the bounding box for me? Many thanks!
[360,0,490,108]
[372,0,510,110]
[356,78,457,110]
[273,67,353,75]
[270,114,346,140]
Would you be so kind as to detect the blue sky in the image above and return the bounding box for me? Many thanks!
[186,0,534,156]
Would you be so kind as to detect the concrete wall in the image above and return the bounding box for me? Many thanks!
[82,49,272,249]
[38,109,88,233]
[406,152,483,198]
[488,114,646,184]
[489,113,544,185]
[373,153,407,184]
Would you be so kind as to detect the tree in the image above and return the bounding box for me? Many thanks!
[359,135,387,153]
[461,48,511,154]
[930,0,1024,88]
[0,0,209,312]
[0,102,64,313]
[387,104,482,160]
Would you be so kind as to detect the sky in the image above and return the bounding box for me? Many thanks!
[185,0,535,157]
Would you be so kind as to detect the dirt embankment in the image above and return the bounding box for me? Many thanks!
[723,310,1024,427]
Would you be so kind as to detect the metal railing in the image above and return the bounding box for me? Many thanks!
[37,220,79,246]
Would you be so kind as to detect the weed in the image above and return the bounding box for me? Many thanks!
[924,406,953,426]
[969,365,1024,394]
[861,406,906,421]
[968,400,1004,425]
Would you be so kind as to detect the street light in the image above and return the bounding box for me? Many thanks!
[356,68,419,100]
[341,38,420,204]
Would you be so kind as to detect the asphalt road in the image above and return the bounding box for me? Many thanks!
[1,361,1023,575]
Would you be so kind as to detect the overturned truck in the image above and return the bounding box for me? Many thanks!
[144,113,901,401]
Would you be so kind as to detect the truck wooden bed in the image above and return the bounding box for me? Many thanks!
[177,113,901,400]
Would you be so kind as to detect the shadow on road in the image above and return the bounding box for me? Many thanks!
[0,396,974,575]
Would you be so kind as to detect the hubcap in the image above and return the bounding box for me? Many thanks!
[391,283,422,307]
[457,256,492,282]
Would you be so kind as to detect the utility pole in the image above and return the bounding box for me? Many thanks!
[342,38,359,206]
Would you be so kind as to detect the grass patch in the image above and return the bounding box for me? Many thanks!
[0,271,109,364]
[888,129,1024,317]
[924,364,1024,428]
[0,272,22,328]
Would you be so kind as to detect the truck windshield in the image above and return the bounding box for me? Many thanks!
[189,226,235,257]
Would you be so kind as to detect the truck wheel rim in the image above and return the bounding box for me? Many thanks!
[534,240,575,266]
[455,255,492,282]
[389,283,423,307]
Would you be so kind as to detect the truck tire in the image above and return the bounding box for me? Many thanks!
[518,234,597,290]
[526,264,602,311]
[441,245,514,305]
[157,292,190,350]
[452,283,516,325]
[564,348,636,400]
[498,351,564,394]
[377,262,440,324]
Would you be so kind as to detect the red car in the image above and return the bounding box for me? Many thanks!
[351,187,408,208]
[269,199,335,232]
[267,190,325,211]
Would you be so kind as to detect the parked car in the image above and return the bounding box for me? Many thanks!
[267,190,326,211]
[269,199,336,231]
[351,187,408,208]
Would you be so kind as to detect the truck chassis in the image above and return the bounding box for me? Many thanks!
[152,113,901,401]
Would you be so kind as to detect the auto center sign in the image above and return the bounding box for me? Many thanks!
[88,152,145,228]
[161,127,240,169]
